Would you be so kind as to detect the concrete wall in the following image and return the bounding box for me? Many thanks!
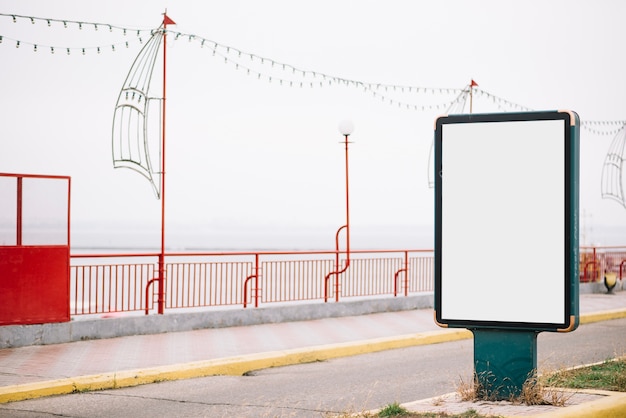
[580,279,624,294]
[0,293,434,349]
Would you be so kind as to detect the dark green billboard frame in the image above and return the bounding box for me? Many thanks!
[434,110,580,398]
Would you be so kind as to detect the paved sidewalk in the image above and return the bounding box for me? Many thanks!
[1,291,625,412]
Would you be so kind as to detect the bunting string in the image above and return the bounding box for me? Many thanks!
[167,29,469,112]
[1,12,625,127]
[0,12,153,55]
[0,12,153,35]
[580,120,626,136]
[0,34,149,54]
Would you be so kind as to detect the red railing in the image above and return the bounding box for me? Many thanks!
[70,246,625,317]
[579,246,626,282]
[70,249,434,316]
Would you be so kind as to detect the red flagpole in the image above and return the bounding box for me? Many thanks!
[469,79,478,114]
[157,12,175,314]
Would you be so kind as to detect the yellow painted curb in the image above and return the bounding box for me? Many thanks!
[1,311,625,405]
[0,379,76,403]
[579,309,626,324]
[527,390,626,418]
[0,328,471,404]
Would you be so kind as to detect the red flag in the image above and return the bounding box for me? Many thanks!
[163,14,176,26]
[470,79,478,87]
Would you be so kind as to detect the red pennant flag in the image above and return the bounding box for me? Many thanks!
[163,14,176,26]
[470,79,478,87]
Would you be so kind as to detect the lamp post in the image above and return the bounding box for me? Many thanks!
[338,120,354,266]
[324,120,354,302]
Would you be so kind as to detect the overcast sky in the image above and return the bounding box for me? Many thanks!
[1,0,625,249]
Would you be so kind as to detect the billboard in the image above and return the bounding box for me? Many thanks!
[434,111,579,331]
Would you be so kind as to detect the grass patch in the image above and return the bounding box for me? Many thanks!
[378,402,409,416]
[338,358,625,417]
[543,357,626,392]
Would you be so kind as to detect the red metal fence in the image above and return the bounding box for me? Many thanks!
[69,246,626,317]
[580,246,626,283]
[70,249,435,316]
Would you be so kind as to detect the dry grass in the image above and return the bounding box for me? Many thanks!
[453,371,572,406]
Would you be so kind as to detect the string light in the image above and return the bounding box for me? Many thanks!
[0,12,623,125]
[0,13,152,35]
[582,121,626,136]
[0,34,145,55]
[170,29,468,112]
[0,13,153,57]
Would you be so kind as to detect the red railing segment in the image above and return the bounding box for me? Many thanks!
[70,249,433,315]
[68,246,625,317]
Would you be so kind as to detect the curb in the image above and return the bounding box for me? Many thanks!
[399,389,626,418]
[0,328,471,404]
[529,390,626,418]
[1,309,624,407]
[579,308,626,324]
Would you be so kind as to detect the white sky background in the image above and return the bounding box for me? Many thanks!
[1,0,625,249]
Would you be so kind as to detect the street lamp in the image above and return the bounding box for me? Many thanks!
[325,120,355,302]
[338,120,353,265]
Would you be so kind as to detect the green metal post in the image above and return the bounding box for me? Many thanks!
[472,329,539,400]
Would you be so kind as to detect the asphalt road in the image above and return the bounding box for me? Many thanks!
[2,318,625,417]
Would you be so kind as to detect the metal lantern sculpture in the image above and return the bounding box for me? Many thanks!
[112,13,176,314]
[601,123,626,209]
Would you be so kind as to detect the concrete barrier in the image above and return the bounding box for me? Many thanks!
[0,293,433,349]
